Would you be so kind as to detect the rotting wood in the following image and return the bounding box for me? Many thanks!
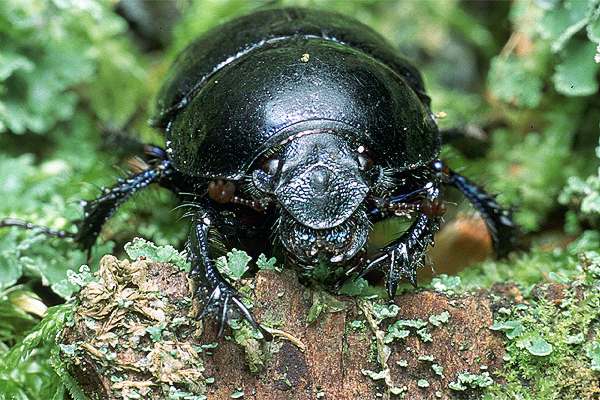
[60,255,506,400]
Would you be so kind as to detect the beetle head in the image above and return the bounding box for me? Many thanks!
[253,132,371,264]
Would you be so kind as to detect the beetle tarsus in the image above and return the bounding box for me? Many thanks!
[0,217,76,239]
[189,209,270,339]
[356,184,441,298]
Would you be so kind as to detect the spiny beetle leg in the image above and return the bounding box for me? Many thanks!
[357,184,441,298]
[189,210,270,339]
[74,159,173,252]
[433,160,518,257]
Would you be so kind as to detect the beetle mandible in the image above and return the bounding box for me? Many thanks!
[1,7,517,335]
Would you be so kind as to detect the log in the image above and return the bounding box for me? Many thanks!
[59,254,507,400]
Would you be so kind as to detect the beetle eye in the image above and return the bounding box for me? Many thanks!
[358,153,373,170]
[263,159,280,175]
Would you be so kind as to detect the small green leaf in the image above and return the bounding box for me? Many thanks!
[417,379,430,388]
[256,253,277,270]
[0,52,33,80]
[428,311,450,327]
[145,325,164,342]
[488,57,543,108]
[430,275,462,293]
[124,238,188,271]
[449,371,494,391]
[338,276,369,296]
[490,320,525,339]
[371,303,400,323]
[565,333,585,345]
[553,39,600,96]
[225,249,252,280]
[524,336,553,356]
[349,320,365,331]
[384,325,410,344]
[307,301,324,324]
[361,369,386,381]
[230,389,244,398]
[538,0,594,52]
[0,256,22,290]
[417,328,433,342]
[307,291,346,324]
[587,12,600,42]
[397,319,428,329]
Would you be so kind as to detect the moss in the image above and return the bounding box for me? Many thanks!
[2,0,600,397]
[482,249,600,400]
[453,231,600,291]
[228,319,267,374]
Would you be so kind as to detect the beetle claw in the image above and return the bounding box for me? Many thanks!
[196,281,271,340]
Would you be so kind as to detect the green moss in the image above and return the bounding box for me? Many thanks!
[483,249,600,399]
[449,371,493,391]
[306,290,347,324]
[2,0,600,398]
[455,231,600,291]
[228,319,267,374]
[125,237,189,271]
[0,303,74,399]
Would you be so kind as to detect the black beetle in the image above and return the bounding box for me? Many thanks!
[1,7,516,335]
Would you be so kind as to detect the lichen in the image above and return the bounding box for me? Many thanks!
[482,246,600,399]
[58,253,206,399]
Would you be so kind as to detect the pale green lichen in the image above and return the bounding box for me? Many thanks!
[428,311,450,327]
[124,237,189,271]
[482,244,600,399]
[449,371,493,391]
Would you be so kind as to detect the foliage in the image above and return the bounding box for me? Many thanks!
[0,303,73,400]
[216,248,253,282]
[0,286,39,351]
[124,237,189,271]
[559,139,600,231]
[0,0,146,134]
[0,0,599,398]
[0,0,185,300]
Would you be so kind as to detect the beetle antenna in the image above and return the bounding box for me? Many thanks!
[0,218,76,240]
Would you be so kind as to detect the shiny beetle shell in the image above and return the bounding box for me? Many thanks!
[153,7,440,180]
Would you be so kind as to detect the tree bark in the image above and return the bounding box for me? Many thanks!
[60,254,508,400]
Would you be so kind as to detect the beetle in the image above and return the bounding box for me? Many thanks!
[1,7,516,336]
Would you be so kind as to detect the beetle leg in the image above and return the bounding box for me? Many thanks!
[74,159,175,253]
[433,160,517,257]
[358,184,441,298]
[189,209,270,339]
[0,156,177,255]
[440,126,490,158]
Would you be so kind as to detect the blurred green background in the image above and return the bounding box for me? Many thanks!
[0,0,599,398]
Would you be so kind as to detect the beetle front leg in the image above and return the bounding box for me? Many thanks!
[359,184,441,298]
[1,156,177,254]
[188,209,267,338]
